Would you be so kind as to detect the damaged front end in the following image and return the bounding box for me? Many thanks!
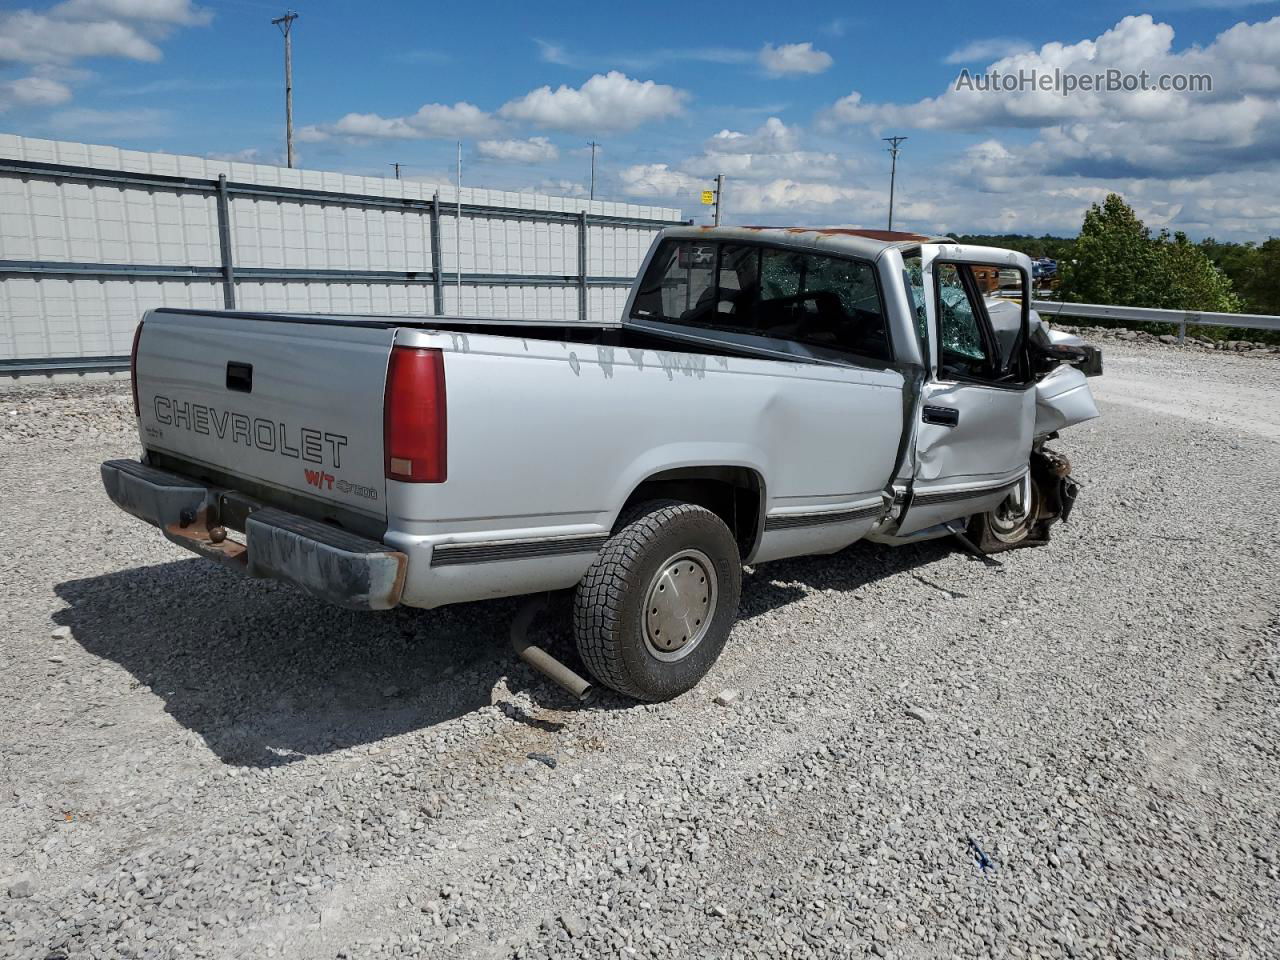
[965,311,1099,554]
[964,444,1081,553]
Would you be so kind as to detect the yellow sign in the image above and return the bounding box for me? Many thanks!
[700,190,715,205]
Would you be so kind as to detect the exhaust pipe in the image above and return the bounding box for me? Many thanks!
[510,595,593,701]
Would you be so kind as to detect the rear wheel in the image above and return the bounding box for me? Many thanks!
[573,500,742,701]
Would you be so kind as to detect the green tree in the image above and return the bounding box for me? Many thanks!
[1240,237,1280,315]
[948,233,1076,260]
[1197,236,1259,299]
[1058,194,1163,306]
[1059,193,1240,313]
[1150,231,1242,313]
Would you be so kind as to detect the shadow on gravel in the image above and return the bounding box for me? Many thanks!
[53,538,959,767]
[739,538,957,620]
[53,559,596,767]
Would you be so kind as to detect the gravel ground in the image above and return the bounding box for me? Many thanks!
[1,342,1277,960]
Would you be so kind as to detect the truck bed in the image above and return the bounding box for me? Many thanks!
[131,307,908,608]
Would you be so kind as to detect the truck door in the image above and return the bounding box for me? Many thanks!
[895,244,1036,537]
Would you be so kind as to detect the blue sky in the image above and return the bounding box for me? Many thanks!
[3,0,1280,240]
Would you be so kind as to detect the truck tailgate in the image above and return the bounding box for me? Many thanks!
[135,311,395,522]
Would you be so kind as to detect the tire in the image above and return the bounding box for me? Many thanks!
[573,500,742,701]
[966,474,1051,554]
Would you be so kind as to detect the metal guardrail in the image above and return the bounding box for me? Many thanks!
[1,355,130,375]
[1031,300,1280,340]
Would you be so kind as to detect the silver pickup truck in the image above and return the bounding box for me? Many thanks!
[102,226,1100,701]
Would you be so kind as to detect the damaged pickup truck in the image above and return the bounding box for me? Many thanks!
[102,226,1101,701]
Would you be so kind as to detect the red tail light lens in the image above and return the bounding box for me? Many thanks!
[129,320,144,417]
[384,346,447,483]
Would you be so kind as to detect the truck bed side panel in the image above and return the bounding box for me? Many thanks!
[387,329,905,604]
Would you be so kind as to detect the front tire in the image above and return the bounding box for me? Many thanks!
[573,500,742,701]
[967,473,1049,553]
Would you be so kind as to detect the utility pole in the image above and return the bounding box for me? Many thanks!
[390,162,403,180]
[713,174,724,226]
[271,11,298,168]
[883,136,907,230]
[587,141,597,200]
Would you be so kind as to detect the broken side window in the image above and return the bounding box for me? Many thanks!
[935,263,989,378]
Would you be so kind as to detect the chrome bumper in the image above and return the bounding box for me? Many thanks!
[100,459,406,611]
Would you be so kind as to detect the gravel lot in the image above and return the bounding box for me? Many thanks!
[1,342,1277,960]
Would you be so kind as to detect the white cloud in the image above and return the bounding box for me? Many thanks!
[534,178,589,198]
[943,37,1032,64]
[532,39,753,71]
[206,147,284,165]
[681,117,841,180]
[685,150,842,181]
[476,136,559,164]
[618,107,1280,241]
[404,102,498,138]
[296,124,333,144]
[617,119,861,218]
[759,42,833,76]
[0,74,73,111]
[618,162,897,220]
[51,0,211,26]
[705,116,798,154]
[302,101,499,142]
[499,71,687,133]
[0,10,162,63]
[823,17,853,38]
[0,0,208,113]
[48,106,170,137]
[534,39,573,66]
[617,163,704,197]
[824,14,1280,178]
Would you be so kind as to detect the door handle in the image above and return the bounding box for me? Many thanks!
[922,404,959,427]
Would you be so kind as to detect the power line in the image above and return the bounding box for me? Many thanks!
[883,136,907,231]
[271,11,298,168]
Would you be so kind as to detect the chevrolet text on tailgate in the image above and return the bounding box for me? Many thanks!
[103,227,1102,702]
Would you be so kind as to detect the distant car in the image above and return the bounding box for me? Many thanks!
[1033,258,1058,280]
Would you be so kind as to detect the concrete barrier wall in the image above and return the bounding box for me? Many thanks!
[0,134,683,368]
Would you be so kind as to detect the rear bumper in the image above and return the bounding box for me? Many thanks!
[100,459,406,610]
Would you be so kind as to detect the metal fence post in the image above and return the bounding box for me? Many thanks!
[1179,317,1187,343]
[215,175,236,309]
[577,210,588,322]
[429,192,445,316]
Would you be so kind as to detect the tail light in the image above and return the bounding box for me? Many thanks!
[129,320,144,417]
[384,346,447,483]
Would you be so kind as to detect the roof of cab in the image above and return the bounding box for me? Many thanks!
[659,224,950,260]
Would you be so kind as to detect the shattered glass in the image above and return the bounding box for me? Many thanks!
[903,257,987,363]
[935,264,986,362]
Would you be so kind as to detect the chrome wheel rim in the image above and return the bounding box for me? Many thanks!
[989,474,1037,544]
[642,549,718,663]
